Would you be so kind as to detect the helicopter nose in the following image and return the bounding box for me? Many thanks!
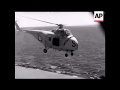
[70,37,78,50]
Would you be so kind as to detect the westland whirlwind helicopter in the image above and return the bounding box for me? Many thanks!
[15,15,78,57]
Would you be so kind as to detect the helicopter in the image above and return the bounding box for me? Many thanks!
[15,15,78,57]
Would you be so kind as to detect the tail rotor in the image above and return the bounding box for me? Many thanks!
[15,21,21,35]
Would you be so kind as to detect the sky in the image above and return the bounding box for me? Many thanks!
[15,12,99,27]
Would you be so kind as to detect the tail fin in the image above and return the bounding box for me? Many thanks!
[15,21,22,35]
[15,21,21,31]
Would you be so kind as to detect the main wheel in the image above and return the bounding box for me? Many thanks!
[71,52,74,56]
[43,49,47,53]
[65,53,68,57]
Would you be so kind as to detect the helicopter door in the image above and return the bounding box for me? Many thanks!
[45,36,53,48]
[52,38,60,46]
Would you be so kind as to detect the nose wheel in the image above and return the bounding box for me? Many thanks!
[43,49,47,53]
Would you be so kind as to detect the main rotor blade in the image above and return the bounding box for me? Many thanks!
[17,15,58,25]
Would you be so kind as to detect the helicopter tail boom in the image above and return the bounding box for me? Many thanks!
[15,21,24,35]
[15,21,21,31]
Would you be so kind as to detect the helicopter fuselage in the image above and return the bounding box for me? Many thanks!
[25,30,78,52]
[15,15,79,57]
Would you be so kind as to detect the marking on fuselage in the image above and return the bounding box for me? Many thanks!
[64,36,73,46]
[38,36,42,41]
[72,40,76,47]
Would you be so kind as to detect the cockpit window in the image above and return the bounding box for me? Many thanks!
[65,29,72,36]
[54,29,62,34]
[53,29,72,36]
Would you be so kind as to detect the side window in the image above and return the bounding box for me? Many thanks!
[49,37,51,41]
[61,30,64,35]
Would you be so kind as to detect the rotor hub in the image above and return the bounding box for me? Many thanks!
[57,24,64,28]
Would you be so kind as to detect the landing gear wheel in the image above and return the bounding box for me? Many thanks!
[65,53,68,57]
[43,49,47,53]
[71,52,74,56]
